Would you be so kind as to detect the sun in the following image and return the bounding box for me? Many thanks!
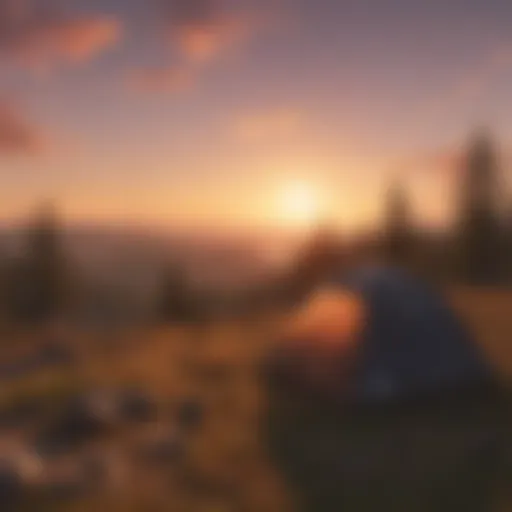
[279,181,320,227]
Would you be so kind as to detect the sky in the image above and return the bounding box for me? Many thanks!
[1,0,512,233]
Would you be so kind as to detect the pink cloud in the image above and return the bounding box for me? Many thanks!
[0,1,122,70]
[174,15,250,62]
[128,66,195,94]
[420,149,465,174]
[163,0,255,62]
[392,147,467,184]
[0,99,44,154]
[233,108,306,142]
[130,1,259,95]
[127,1,271,95]
[423,43,512,117]
[453,48,512,104]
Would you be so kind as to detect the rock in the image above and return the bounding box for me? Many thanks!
[176,399,204,431]
[38,341,76,367]
[35,392,118,456]
[80,449,127,489]
[0,360,33,381]
[0,448,44,509]
[193,361,234,386]
[118,389,158,423]
[10,450,43,484]
[0,464,23,509]
[40,474,88,501]
[0,341,76,384]
[136,426,185,466]
[0,398,46,428]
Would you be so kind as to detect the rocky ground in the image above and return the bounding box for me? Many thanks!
[0,290,510,511]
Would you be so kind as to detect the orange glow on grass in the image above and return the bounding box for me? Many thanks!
[283,289,366,349]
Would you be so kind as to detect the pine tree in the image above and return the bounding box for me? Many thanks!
[0,244,6,325]
[506,205,512,283]
[383,178,414,267]
[284,225,344,302]
[457,131,502,284]
[156,264,197,323]
[8,202,69,323]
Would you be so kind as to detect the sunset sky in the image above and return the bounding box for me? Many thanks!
[1,0,512,233]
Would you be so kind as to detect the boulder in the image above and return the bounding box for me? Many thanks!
[35,391,118,455]
[136,427,185,467]
[118,389,158,423]
[175,399,204,431]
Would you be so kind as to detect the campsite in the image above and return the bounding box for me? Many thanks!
[2,0,512,509]
[0,282,510,511]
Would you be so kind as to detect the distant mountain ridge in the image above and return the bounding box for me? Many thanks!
[0,224,300,291]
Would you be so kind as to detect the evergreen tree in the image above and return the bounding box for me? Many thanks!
[506,205,512,283]
[383,178,414,267]
[156,264,197,323]
[284,225,344,302]
[8,202,69,323]
[457,131,502,284]
[0,244,6,325]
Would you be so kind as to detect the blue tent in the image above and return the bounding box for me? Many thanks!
[263,267,508,512]
[330,266,495,405]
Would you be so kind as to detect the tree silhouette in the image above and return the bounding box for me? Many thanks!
[0,244,7,324]
[7,202,69,323]
[383,178,414,267]
[156,263,197,323]
[284,225,344,302]
[456,131,502,284]
[506,205,512,283]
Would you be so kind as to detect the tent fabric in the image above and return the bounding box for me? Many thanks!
[329,266,494,404]
[264,267,509,512]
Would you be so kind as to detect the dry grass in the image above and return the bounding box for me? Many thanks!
[3,290,512,511]
[449,288,512,381]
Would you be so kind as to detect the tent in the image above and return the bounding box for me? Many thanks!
[331,266,497,405]
[263,266,510,512]
[266,266,498,407]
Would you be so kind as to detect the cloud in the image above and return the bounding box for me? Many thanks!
[162,0,255,62]
[174,16,250,62]
[128,66,194,94]
[422,43,512,119]
[453,45,512,103]
[128,1,272,95]
[0,0,122,70]
[130,1,259,95]
[0,99,44,154]
[394,146,464,177]
[429,149,465,173]
[233,108,306,142]
[413,42,512,136]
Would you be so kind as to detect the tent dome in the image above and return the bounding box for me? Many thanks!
[330,266,494,404]
[263,266,509,512]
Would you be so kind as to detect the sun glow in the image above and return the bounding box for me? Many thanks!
[278,181,320,227]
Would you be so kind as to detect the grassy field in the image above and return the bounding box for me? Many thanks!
[449,289,512,382]
[1,290,511,511]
